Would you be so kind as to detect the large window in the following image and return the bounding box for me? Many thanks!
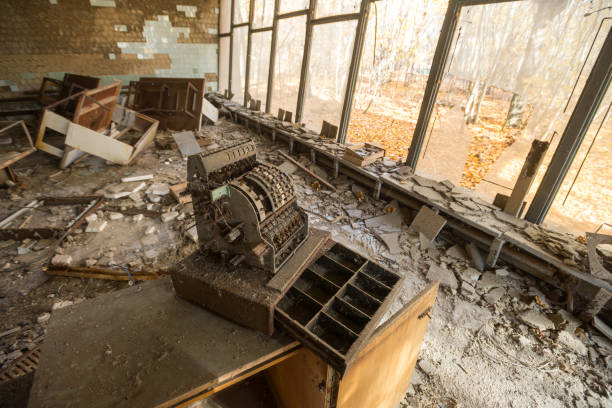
[544,87,612,234]
[216,0,612,234]
[303,21,358,131]
[253,0,274,28]
[249,32,272,106]
[347,0,448,161]
[218,36,230,94]
[270,15,307,116]
[231,26,248,103]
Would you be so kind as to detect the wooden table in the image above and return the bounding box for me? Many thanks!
[28,277,438,408]
[28,278,300,408]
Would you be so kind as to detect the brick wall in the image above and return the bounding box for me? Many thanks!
[0,0,219,95]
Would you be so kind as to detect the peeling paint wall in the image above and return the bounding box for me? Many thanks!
[0,0,219,96]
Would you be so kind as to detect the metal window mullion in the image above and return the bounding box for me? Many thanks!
[336,0,371,144]
[311,12,360,25]
[217,2,221,93]
[277,9,309,19]
[244,0,255,106]
[525,26,612,224]
[265,0,280,113]
[404,0,461,167]
[229,0,235,95]
[295,0,317,123]
[251,26,273,33]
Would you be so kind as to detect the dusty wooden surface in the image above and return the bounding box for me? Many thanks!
[28,277,299,408]
[267,228,331,293]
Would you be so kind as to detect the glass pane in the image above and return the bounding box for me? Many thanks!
[231,26,248,104]
[219,36,231,94]
[409,0,610,209]
[347,0,449,161]
[280,0,309,14]
[253,0,274,28]
[234,0,250,24]
[220,0,231,34]
[543,87,612,234]
[303,21,358,131]
[316,0,360,18]
[249,31,272,106]
[270,15,307,117]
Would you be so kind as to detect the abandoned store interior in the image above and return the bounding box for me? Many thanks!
[0,0,611,407]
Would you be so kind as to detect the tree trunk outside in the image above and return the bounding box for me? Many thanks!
[465,79,487,124]
[504,92,526,128]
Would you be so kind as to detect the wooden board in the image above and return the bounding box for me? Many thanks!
[35,110,69,158]
[129,77,205,131]
[28,278,300,408]
[73,81,121,132]
[64,122,134,164]
[266,348,329,408]
[267,228,331,293]
[336,281,439,408]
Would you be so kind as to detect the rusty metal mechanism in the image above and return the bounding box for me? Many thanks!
[187,140,309,274]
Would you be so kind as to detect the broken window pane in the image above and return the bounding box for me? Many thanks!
[544,86,612,234]
[249,31,272,107]
[347,0,448,161]
[280,0,309,14]
[253,0,274,28]
[315,0,360,18]
[219,36,230,94]
[220,0,231,34]
[410,1,610,211]
[234,0,250,24]
[270,15,306,117]
[303,20,358,132]
[231,26,249,104]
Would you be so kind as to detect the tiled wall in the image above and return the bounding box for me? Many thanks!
[0,0,219,96]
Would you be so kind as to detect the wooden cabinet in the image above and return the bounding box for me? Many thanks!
[268,282,439,408]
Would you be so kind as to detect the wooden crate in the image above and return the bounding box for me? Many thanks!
[342,143,385,167]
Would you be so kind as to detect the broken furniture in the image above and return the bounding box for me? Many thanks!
[126,77,206,131]
[0,120,36,184]
[0,195,102,241]
[0,73,101,118]
[343,142,385,167]
[0,344,41,385]
[169,182,192,204]
[28,276,438,408]
[320,120,339,140]
[35,81,158,168]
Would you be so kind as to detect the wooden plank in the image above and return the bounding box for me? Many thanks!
[279,151,336,191]
[336,281,439,408]
[267,228,331,293]
[35,110,69,158]
[266,348,329,408]
[64,122,133,165]
[28,278,299,408]
[74,81,121,132]
[130,119,158,160]
[0,147,36,170]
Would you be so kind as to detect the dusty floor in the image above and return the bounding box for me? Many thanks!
[0,118,610,407]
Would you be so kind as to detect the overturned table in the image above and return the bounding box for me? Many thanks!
[28,277,438,408]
